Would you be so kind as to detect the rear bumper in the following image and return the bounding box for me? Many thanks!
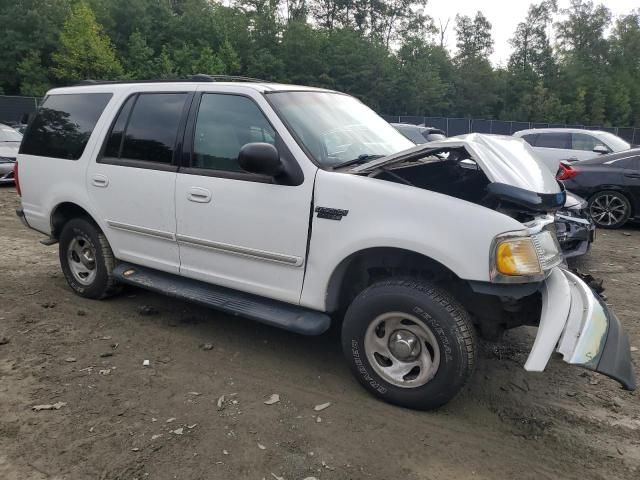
[525,268,636,390]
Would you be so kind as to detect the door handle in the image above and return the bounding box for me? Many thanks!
[187,187,211,203]
[624,173,640,179]
[91,174,109,187]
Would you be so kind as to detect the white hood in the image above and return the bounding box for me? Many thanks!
[351,133,561,195]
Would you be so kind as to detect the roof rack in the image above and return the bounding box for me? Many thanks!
[74,74,271,86]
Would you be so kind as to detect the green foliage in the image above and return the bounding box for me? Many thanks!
[0,0,639,127]
[52,1,123,81]
[17,50,50,97]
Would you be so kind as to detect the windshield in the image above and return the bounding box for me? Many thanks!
[0,125,22,142]
[268,91,413,167]
[596,132,630,152]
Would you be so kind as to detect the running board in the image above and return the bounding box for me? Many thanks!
[112,263,331,336]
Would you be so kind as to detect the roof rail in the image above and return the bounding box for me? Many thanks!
[74,74,271,86]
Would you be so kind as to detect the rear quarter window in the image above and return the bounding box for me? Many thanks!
[20,93,112,160]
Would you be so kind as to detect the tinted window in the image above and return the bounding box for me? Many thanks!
[521,134,538,146]
[572,133,608,152]
[20,93,112,160]
[394,125,427,144]
[120,93,188,164]
[103,95,135,158]
[536,132,571,149]
[192,94,275,172]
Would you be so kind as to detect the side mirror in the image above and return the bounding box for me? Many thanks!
[593,145,609,154]
[238,142,283,177]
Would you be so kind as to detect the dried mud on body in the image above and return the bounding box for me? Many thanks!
[0,185,638,480]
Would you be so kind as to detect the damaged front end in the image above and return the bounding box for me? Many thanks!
[349,134,635,390]
[526,268,636,390]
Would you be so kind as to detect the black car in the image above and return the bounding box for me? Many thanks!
[560,148,640,228]
[391,123,447,144]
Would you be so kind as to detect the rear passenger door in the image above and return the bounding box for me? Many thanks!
[87,89,193,274]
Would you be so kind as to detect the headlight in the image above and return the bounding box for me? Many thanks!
[491,229,563,282]
[495,237,542,276]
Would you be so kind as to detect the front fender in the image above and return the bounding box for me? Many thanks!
[299,170,524,311]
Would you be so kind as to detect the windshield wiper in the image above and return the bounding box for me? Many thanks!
[333,154,385,169]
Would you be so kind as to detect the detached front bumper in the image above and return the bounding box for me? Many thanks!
[525,268,636,390]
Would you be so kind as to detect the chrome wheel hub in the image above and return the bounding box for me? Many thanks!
[388,329,421,361]
[364,312,441,388]
[67,236,97,286]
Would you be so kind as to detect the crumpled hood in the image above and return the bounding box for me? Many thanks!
[351,133,561,195]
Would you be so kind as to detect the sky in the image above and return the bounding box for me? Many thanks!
[428,0,638,66]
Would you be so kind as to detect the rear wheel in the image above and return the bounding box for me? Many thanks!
[59,218,120,299]
[341,279,476,410]
[588,190,631,229]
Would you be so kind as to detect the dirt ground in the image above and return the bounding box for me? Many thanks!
[0,185,638,480]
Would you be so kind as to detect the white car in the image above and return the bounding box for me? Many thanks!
[15,77,635,409]
[514,128,632,173]
[0,123,22,184]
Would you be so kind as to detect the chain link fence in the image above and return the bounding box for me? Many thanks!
[381,115,640,145]
[1,95,639,144]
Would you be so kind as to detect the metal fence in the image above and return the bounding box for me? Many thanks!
[0,95,39,124]
[381,115,640,144]
[1,94,639,144]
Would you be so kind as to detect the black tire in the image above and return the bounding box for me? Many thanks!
[588,190,631,229]
[341,279,476,410]
[59,218,121,299]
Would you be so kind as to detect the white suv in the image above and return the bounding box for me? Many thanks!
[15,77,635,409]
[514,128,632,172]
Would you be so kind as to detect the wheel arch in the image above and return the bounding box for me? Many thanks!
[50,201,101,239]
[325,246,462,313]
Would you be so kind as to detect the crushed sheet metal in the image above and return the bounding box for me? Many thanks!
[524,268,571,371]
[557,270,607,368]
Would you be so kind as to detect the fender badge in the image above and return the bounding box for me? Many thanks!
[315,207,349,221]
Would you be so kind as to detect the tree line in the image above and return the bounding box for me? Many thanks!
[1,0,639,127]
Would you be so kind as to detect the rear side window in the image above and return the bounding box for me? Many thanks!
[536,132,571,149]
[20,93,112,160]
[520,134,538,146]
[102,93,188,165]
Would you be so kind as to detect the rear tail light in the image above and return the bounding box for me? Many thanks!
[14,161,21,196]
[557,163,578,181]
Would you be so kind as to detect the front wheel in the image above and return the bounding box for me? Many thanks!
[341,279,476,410]
[588,190,631,229]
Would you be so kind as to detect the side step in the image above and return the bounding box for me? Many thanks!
[112,263,331,336]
